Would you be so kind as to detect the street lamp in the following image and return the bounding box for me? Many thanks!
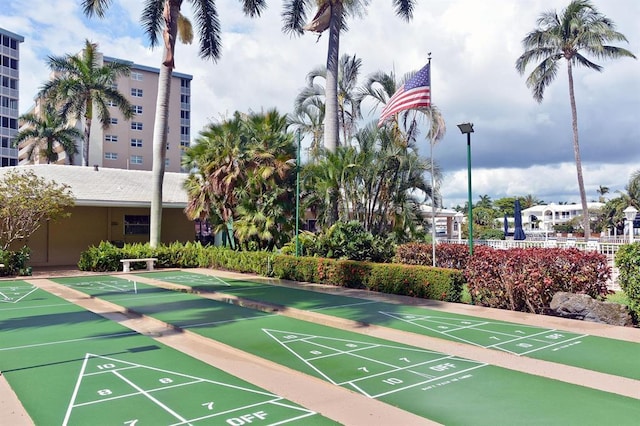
[457,122,474,255]
[623,205,638,244]
[454,211,463,243]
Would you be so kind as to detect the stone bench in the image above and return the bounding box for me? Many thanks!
[120,258,157,273]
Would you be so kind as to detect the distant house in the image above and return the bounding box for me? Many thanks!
[0,164,194,267]
[521,202,604,232]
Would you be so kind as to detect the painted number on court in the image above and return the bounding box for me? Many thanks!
[226,410,268,425]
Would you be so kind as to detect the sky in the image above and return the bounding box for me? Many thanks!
[1,0,638,208]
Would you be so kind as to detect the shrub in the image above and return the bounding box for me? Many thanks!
[0,246,31,276]
[465,246,611,314]
[615,242,640,320]
[312,221,393,262]
[394,242,470,270]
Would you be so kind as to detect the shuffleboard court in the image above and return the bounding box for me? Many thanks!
[54,275,640,425]
[0,280,335,425]
[136,271,640,381]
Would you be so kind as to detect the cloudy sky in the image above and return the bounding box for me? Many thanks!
[2,0,638,208]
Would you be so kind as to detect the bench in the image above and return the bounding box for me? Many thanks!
[120,258,157,273]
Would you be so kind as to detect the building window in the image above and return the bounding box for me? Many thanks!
[131,88,143,97]
[105,135,118,142]
[107,100,117,107]
[131,72,143,81]
[133,105,143,115]
[180,126,189,136]
[180,139,190,148]
[131,122,143,130]
[109,117,118,125]
[109,83,118,90]
[180,94,190,103]
[105,152,118,160]
[124,215,149,235]
[130,138,143,147]
[181,79,190,88]
[180,110,190,120]
[130,155,143,165]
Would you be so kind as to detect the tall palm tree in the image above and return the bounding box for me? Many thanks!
[281,0,419,152]
[13,103,82,165]
[294,53,362,147]
[39,39,133,167]
[82,0,267,247]
[515,0,636,239]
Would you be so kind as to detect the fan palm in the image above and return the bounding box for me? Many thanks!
[515,0,636,239]
[281,0,418,152]
[39,39,133,167]
[13,103,82,165]
[82,0,268,247]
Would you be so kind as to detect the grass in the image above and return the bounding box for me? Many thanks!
[606,291,630,306]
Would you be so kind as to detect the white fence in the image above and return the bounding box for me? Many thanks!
[439,238,626,291]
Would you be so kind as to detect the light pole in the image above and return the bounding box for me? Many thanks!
[624,206,638,244]
[457,123,474,255]
[454,211,463,243]
[295,129,301,256]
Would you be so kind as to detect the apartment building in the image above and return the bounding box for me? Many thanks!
[91,54,192,172]
[19,50,192,172]
[0,28,23,167]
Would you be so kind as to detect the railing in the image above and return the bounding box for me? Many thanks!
[439,238,630,291]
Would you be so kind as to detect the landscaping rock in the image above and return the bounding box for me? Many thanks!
[549,292,633,327]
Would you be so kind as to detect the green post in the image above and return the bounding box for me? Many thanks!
[295,129,301,257]
[466,132,473,256]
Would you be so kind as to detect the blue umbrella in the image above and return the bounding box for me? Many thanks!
[503,215,509,238]
[514,199,526,240]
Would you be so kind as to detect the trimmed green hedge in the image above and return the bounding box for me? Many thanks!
[78,241,463,302]
[615,242,640,321]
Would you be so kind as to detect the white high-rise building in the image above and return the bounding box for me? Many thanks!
[0,28,23,167]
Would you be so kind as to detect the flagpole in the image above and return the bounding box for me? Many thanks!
[428,53,437,268]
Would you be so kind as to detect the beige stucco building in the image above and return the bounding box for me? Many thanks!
[0,164,194,267]
[18,51,192,172]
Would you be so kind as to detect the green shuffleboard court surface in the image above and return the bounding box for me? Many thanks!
[137,270,640,381]
[0,280,335,425]
[55,275,640,426]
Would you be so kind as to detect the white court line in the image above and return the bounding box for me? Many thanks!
[311,300,379,311]
[0,286,39,304]
[340,355,455,387]
[369,363,488,399]
[485,328,563,350]
[0,302,72,312]
[0,332,137,352]
[63,352,91,426]
[518,334,587,356]
[183,312,277,329]
[169,398,286,426]
[113,370,191,425]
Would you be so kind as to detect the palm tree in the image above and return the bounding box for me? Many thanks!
[294,53,362,147]
[39,39,133,167]
[13,102,82,165]
[515,0,636,239]
[281,0,419,152]
[82,0,267,247]
[597,185,610,202]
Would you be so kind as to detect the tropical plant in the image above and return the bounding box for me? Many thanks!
[13,102,82,165]
[183,109,296,251]
[39,39,133,167]
[515,0,636,240]
[281,0,419,152]
[294,53,362,147]
[0,169,74,250]
[82,0,267,247]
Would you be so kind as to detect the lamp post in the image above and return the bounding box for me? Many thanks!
[623,205,638,244]
[454,211,463,243]
[457,122,474,255]
[295,129,301,256]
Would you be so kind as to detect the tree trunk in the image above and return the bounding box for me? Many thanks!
[150,0,180,248]
[82,116,91,167]
[323,2,342,153]
[567,62,591,240]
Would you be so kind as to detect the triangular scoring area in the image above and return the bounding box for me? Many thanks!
[0,283,38,304]
[63,353,317,426]
[263,328,487,399]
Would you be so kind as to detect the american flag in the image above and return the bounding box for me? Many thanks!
[377,62,431,127]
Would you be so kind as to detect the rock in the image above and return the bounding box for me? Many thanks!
[549,292,633,327]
